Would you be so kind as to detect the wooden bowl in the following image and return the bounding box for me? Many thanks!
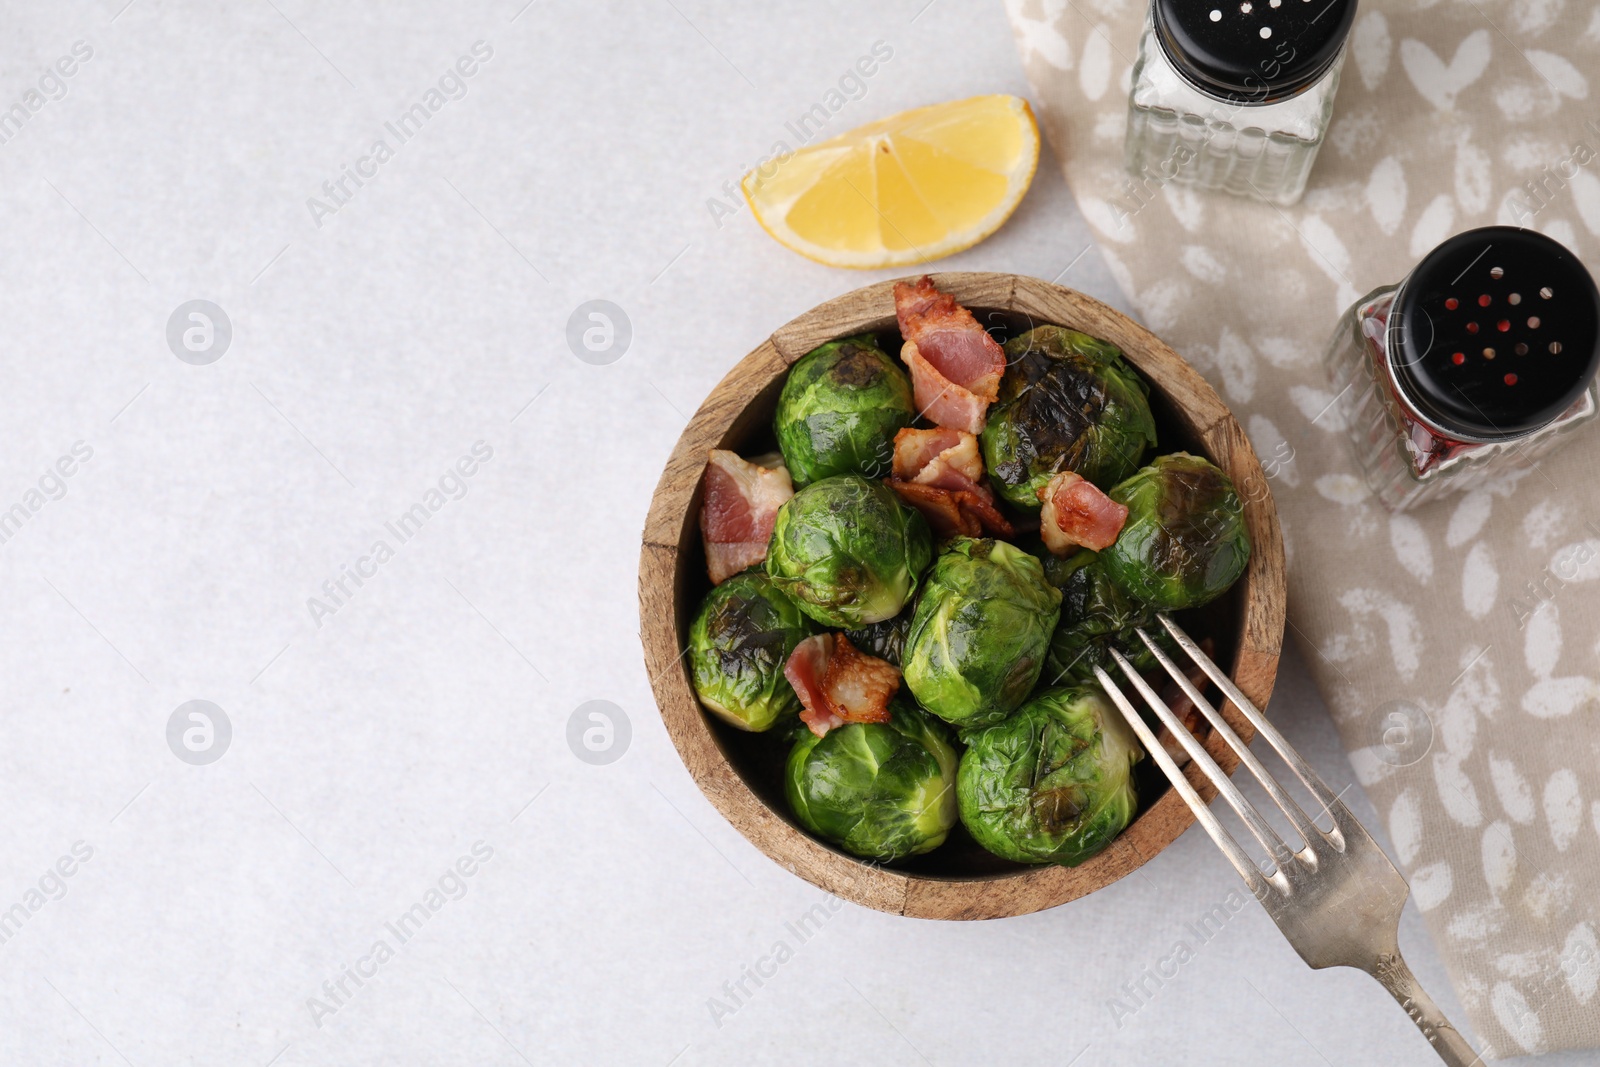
[639,272,1286,920]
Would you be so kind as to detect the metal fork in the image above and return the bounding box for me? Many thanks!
[1093,613,1483,1067]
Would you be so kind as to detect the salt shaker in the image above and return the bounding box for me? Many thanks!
[1125,0,1357,206]
[1323,226,1600,512]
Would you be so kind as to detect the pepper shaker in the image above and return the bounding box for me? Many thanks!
[1125,0,1357,206]
[1323,226,1600,512]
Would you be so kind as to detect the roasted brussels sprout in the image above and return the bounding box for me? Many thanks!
[774,335,917,486]
[1042,550,1171,683]
[766,475,934,628]
[1101,453,1251,611]
[688,571,819,732]
[958,685,1142,866]
[845,611,912,668]
[903,537,1062,731]
[980,325,1157,509]
[785,699,959,861]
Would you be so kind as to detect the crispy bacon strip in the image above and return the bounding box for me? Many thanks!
[887,481,1013,540]
[893,276,1007,434]
[887,427,1013,539]
[892,427,982,486]
[784,634,900,738]
[1038,471,1128,554]
[700,450,793,584]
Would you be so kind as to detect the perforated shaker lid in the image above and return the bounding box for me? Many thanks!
[1390,227,1600,441]
[1153,0,1358,103]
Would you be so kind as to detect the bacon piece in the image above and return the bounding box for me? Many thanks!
[887,427,1013,539]
[784,635,834,732]
[701,450,793,584]
[892,427,982,486]
[784,634,900,738]
[894,276,1007,434]
[1038,471,1128,554]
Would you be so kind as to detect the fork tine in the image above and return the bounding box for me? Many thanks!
[1092,664,1273,901]
[1105,649,1300,879]
[1154,613,1349,836]
[1133,626,1327,855]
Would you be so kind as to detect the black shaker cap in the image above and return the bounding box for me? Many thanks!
[1154,0,1358,103]
[1390,227,1600,440]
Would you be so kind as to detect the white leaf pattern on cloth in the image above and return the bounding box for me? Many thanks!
[1546,769,1584,852]
[1078,195,1137,244]
[1524,871,1575,922]
[1388,513,1432,582]
[1180,244,1226,284]
[1483,821,1517,897]
[1413,860,1454,912]
[1447,490,1493,546]
[1462,542,1499,619]
[1005,0,1075,70]
[1490,752,1538,825]
[1410,193,1456,257]
[1438,649,1495,759]
[1526,50,1590,100]
[1491,981,1545,1056]
[1511,0,1566,37]
[1521,498,1567,549]
[1436,753,1485,828]
[1399,31,1492,112]
[1290,384,1348,430]
[1247,414,1299,487]
[1257,336,1310,368]
[1523,676,1599,718]
[1191,325,1256,402]
[1008,0,1600,1050]
[1352,12,1391,92]
[1564,923,1599,1004]
[1495,77,1565,122]
[1454,134,1492,214]
[1525,604,1562,678]
[1338,588,1423,680]
[1161,183,1205,232]
[1316,472,1369,505]
[1541,218,1579,248]
[1392,788,1423,865]
[1079,25,1112,101]
[1572,170,1600,237]
[1294,215,1359,311]
[1547,538,1600,582]
[1367,155,1407,234]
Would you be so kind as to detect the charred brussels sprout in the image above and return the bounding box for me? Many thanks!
[981,325,1157,509]
[785,699,959,861]
[958,685,1142,865]
[1042,550,1172,683]
[845,610,912,668]
[903,537,1062,731]
[688,571,818,732]
[1101,453,1250,611]
[775,335,916,486]
[766,475,934,628]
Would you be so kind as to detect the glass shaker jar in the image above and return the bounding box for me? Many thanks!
[1125,0,1357,206]
[1324,226,1600,512]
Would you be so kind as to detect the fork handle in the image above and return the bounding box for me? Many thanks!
[1368,952,1483,1066]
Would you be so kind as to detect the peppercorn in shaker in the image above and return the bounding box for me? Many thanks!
[1323,227,1600,512]
[1125,0,1357,206]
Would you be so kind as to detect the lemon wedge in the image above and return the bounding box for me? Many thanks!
[742,94,1039,270]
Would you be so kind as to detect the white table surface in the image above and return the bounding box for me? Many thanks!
[0,1,1585,1064]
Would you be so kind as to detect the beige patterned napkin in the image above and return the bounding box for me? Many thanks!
[1004,0,1600,1056]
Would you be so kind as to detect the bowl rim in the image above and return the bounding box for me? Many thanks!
[639,271,1287,920]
